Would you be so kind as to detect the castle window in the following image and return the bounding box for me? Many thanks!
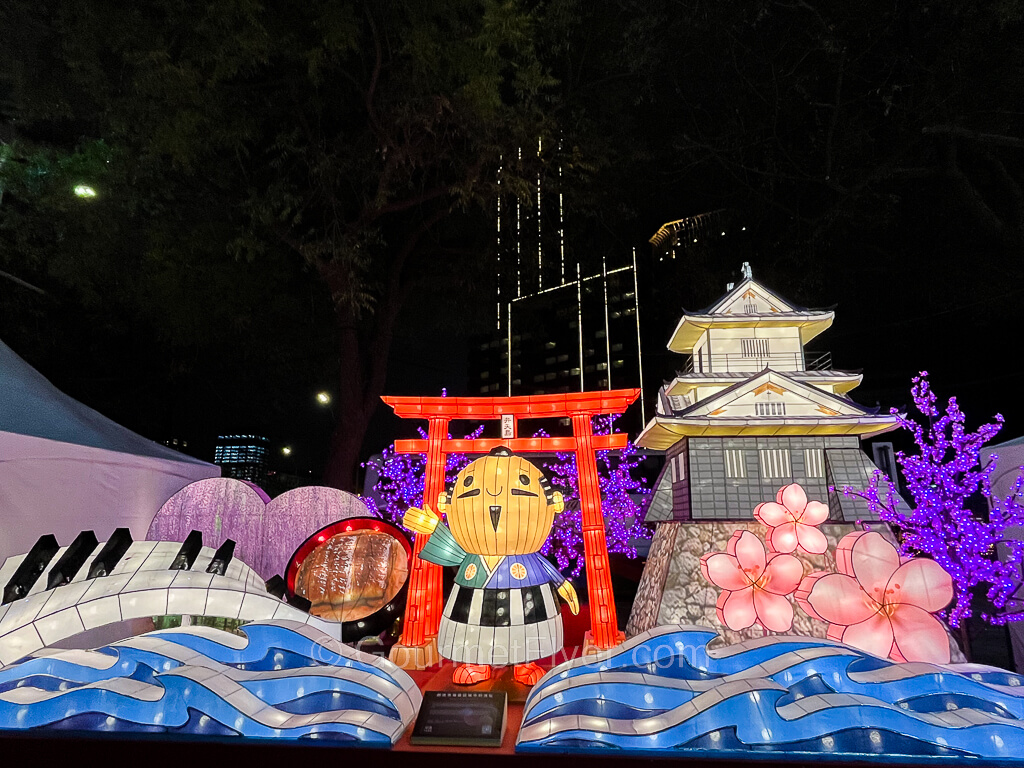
[741,338,770,358]
[725,449,746,479]
[759,448,792,479]
[671,454,687,482]
[755,402,786,416]
[804,448,825,478]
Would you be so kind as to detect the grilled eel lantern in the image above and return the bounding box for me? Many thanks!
[403,446,579,685]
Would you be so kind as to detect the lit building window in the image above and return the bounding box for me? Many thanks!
[742,338,770,358]
[671,454,687,482]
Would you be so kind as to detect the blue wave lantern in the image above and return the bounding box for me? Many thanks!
[0,620,421,745]
[517,626,1024,760]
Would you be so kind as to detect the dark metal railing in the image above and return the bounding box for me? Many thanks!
[678,351,831,375]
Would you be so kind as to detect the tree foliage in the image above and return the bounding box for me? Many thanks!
[2,0,564,482]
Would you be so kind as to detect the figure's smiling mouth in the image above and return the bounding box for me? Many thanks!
[486,486,503,497]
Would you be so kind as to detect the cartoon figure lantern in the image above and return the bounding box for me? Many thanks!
[403,447,579,685]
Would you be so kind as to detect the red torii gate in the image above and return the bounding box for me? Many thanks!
[384,389,640,670]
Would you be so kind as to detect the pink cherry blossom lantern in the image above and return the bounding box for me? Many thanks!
[700,530,803,632]
[796,530,954,663]
[754,483,829,555]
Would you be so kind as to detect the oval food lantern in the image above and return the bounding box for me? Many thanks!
[286,517,412,643]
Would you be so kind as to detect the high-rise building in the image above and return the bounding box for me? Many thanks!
[213,434,269,486]
[469,146,647,431]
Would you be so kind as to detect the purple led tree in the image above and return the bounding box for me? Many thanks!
[847,372,1024,632]
[366,425,483,526]
[366,416,651,578]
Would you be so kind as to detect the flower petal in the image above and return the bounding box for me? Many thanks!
[800,500,829,526]
[795,571,829,621]
[754,502,793,528]
[754,590,794,632]
[721,587,757,630]
[890,604,951,664]
[762,553,803,595]
[887,558,953,613]
[836,530,899,596]
[779,483,808,514]
[768,522,799,554]
[803,573,880,626]
[826,623,846,643]
[841,612,895,659]
[715,588,730,627]
[700,552,748,590]
[728,530,767,575]
[796,524,829,555]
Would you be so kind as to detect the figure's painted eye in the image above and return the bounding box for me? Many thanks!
[463,475,474,487]
[519,474,531,485]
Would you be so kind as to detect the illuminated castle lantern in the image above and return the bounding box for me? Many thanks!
[627,264,914,642]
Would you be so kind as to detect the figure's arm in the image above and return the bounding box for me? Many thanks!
[538,556,580,615]
[557,580,580,615]
[416,515,468,568]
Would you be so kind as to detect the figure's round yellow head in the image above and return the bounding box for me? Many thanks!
[437,447,564,556]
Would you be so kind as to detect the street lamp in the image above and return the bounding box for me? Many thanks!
[282,446,292,456]
[316,391,332,406]
[73,184,97,199]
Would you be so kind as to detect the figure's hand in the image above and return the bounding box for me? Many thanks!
[403,504,439,535]
[558,580,580,615]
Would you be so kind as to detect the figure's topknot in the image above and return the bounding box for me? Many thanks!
[488,445,514,457]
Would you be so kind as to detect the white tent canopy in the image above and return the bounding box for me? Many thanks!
[0,338,219,563]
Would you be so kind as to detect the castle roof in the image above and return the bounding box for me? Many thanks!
[667,278,834,353]
[637,369,899,450]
